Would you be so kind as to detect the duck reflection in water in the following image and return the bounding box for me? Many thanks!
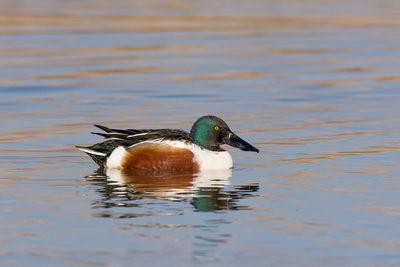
[86,168,259,212]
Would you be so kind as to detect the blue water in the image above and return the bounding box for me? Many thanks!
[1,1,400,266]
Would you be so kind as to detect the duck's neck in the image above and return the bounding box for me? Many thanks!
[190,132,222,151]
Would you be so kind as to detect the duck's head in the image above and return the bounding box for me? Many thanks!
[190,115,259,153]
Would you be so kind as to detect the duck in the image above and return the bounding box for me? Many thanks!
[76,115,259,171]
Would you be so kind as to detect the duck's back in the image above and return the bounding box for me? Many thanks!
[77,125,195,169]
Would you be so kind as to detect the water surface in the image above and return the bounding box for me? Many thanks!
[1,1,400,266]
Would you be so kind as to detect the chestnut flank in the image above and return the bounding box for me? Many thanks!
[122,143,200,171]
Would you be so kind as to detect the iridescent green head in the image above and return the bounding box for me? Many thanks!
[190,115,259,153]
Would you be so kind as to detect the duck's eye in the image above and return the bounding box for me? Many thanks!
[214,126,219,131]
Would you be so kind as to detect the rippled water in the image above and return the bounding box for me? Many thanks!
[1,1,400,265]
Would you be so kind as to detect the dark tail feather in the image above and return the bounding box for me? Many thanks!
[94,124,136,135]
[91,132,110,138]
[91,132,133,140]
[94,124,113,133]
[76,145,108,167]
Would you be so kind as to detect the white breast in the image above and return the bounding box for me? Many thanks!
[190,145,233,170]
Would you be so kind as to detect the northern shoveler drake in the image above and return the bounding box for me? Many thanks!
[76,115,259,171]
